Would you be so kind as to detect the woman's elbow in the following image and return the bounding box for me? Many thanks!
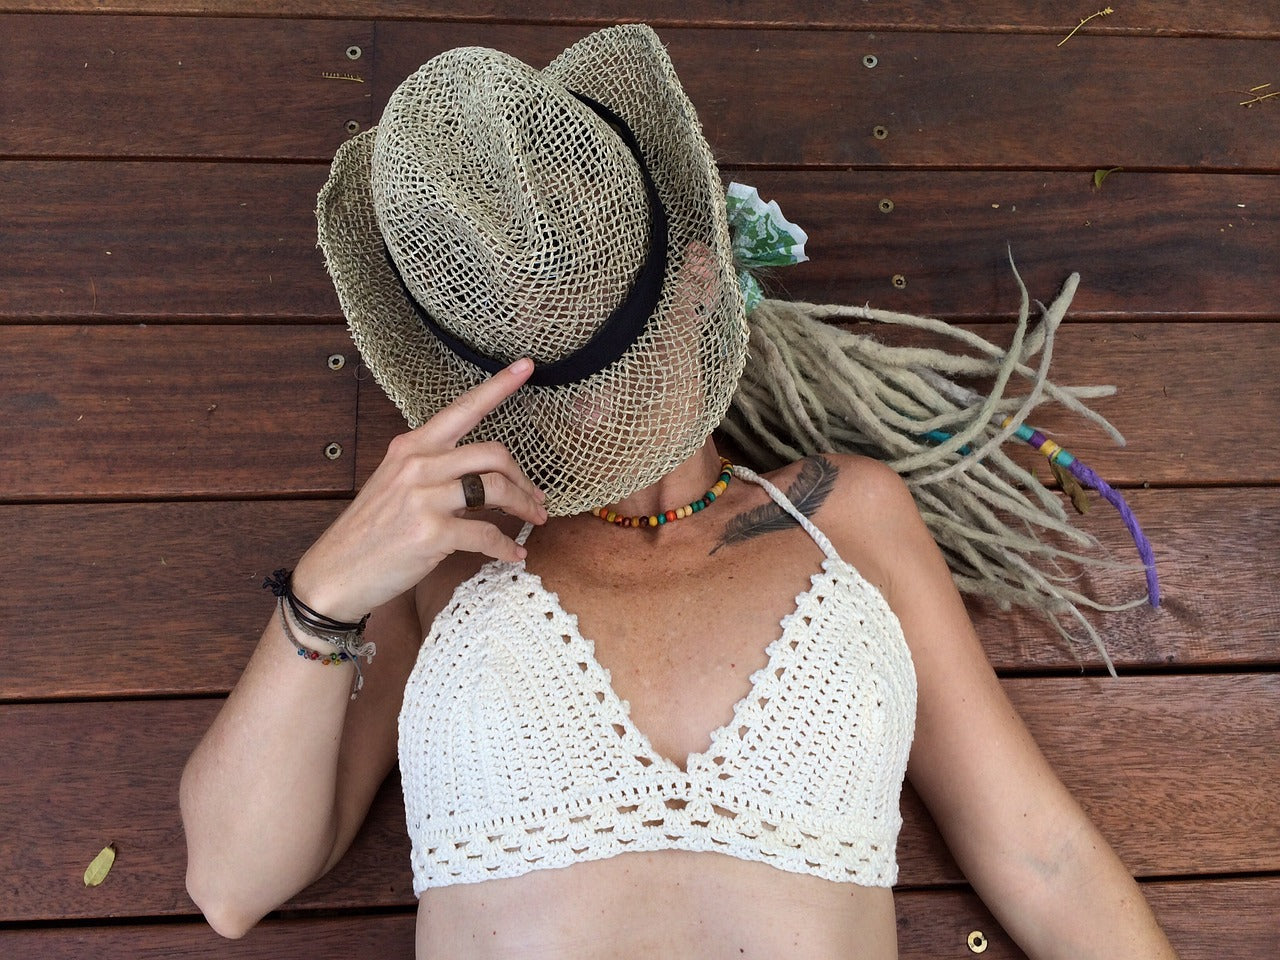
[185,865,262,940]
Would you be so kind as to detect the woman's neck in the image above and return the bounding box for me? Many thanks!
[605,439,725,520]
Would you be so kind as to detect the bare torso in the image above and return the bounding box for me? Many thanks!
[411,460,902,959]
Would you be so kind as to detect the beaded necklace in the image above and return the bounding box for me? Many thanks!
[594,458,734,528]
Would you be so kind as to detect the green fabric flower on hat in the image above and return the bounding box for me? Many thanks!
[725,181,810,313]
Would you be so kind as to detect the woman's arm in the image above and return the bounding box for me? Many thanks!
[180,359,546,938]
[842,458,1179,959]
[180,591,419,938]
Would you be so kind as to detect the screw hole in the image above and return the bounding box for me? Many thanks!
[892,274,908,289]
[878,198,895,214]
[863,54,878,68]
[324,442,343,461]
[345,119,360,134]
[346,45,362,60]
[873,125,889,140]
[967,930,988,954]
[327,353,346,371]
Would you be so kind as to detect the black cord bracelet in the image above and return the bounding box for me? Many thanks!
[262,568,370,637]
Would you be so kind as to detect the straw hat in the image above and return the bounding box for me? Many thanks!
[316,24,747,516]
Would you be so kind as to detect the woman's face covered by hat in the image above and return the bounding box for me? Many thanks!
[316,24,747,515]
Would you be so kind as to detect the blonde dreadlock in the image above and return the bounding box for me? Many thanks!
[722,257,1152,674]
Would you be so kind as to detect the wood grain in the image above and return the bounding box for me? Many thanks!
[356,321,1280,488]
[1,325,358,499]
[375,26,1280,170]
[4,877,1276,958]
[1,677,1275,920]
[5,165,1276,322]
[4,19,1279,168]
[739,170,1280,321]
[0,162,340,320]
[5,489,1277,701]
[0,15,373,159]
[3,2,1278,38]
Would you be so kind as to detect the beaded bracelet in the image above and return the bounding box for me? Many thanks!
[265,569,376,700]
[276,598,376,699]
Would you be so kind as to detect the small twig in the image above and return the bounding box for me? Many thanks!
[1240,90,1279,107]
[321,71,365,82]
[1058,6,1115,47]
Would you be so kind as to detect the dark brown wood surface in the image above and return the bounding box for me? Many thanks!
[5,164,1277,321]
[6,877,1278,959]
[0,162,340,320]
[5,18,1280,170]
[2,678,1276,921]
[4,3,1275,956]
[4,2,1279,38]
[3,325,357,499]
[0,16,373,159]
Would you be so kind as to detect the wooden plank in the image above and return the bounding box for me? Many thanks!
[1,677,1274,920]
[4,19,1278,168]
[5,877,1277,958]
[973,488,1280,671]
[0,16,373,159]
[356,322,1280,488]
[4,491,1277,701]
[375,25,1280,170]
[1,325,358,499]
[891,879,1280,959]
[6,166,1272,322]
[0,162,340,320]
[1,501,340,699]
[3,3,1278,39]
[740,170,1280,322]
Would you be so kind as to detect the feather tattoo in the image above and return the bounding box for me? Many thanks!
[712,456,838,554]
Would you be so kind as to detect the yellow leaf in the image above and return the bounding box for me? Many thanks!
[1093,167,1122,189]
[84,843,116,887]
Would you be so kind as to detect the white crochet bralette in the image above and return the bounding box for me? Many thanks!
[398,466,917,894]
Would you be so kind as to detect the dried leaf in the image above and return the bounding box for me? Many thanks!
[1093,167,1122,189]
[1049,459,1091,514]
[84,843,116,887]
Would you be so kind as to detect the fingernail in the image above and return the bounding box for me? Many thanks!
[509,357,533,375]
[516,545,528,560]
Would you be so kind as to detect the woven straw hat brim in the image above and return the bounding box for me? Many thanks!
[316,25,747,515]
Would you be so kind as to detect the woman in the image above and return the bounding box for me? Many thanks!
[180,24,1178,958]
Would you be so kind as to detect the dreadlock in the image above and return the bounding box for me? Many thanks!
[722,256,1155,675]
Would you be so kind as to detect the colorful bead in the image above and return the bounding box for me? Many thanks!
[594,459,734,529]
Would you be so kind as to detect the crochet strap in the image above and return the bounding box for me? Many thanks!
[516,522,535,547]
[735,465,843,564]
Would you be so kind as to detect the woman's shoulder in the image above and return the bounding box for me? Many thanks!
[761,453,930,599]
[760,452,918,530]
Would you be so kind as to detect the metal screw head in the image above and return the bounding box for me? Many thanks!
[892,274,908,289]
[879,198,895,214]
[863,54,878,68]
[324,442,343,461]
[873,125,890,140]
[967,930,989,954]
[327,353,346,371]
[345,119,360,134]
[346,45,362,60]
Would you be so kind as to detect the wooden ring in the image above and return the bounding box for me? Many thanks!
[460,473,485,511]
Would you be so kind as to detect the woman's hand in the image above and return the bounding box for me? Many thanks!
[292,357,547,622]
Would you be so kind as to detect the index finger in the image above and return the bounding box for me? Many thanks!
[426,357,534,446]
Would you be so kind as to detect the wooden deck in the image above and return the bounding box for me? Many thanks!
[2,3,1278,957]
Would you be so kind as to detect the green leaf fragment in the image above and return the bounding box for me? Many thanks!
[1093,167,1122,189]
[84,843,116,887]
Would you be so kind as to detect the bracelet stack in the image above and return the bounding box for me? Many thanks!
[263,568,376,699]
